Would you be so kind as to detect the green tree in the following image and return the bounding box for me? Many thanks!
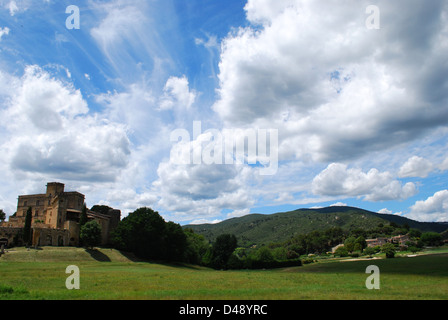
[334,246,348,257]
[408,228,422,238]
[210,234,238,269]
[0,209,6,222]
[355,236,367,252]
[256,246,275,263]
[421,232,442,246]
[80,220,102,249]
[364,246,376,258]
[381,243,396,258]
[79,203,88,226]
[344,236,356,253]
[164,221,188,261]
[408,246,419,254]
[90,205,113,215]
[23,207,33,246]
[183,228,210,265]
[111,207,167,260]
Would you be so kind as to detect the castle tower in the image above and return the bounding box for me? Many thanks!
[46,182,65,198]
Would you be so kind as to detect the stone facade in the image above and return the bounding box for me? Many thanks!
[0,182,120,247]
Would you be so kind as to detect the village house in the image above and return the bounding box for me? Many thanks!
[332,234,412,253]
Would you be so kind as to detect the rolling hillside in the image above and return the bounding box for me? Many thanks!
[185,206,448,247]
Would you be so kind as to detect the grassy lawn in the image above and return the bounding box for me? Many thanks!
[0,247,447,300]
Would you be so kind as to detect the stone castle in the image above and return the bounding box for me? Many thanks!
[0,182,120,248]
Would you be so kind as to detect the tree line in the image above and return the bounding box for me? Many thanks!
[105,207,301,269]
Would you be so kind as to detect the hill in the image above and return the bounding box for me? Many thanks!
[0,246,142,263]
[185,206,448,247]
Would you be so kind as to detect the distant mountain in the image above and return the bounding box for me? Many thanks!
[185,206,448,247]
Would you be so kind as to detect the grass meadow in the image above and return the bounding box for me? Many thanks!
[0,247,447,300]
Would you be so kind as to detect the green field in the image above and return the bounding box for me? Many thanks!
[1,247,447,300]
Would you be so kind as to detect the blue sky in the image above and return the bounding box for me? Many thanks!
[0,0,447,225]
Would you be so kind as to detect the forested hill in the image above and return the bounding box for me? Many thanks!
[185,206,448,247]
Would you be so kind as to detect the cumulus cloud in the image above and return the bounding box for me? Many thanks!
[312,163,417,201]
[152,131,257,222]
[213,0,448,163]
[0,65,131,182]
[398,156,434,178]
[159,76,197,111]
[409,190,448,222]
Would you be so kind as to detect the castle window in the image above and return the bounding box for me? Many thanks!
[36,200,40,206]
[24,201,27,206]
[35,209,39,217]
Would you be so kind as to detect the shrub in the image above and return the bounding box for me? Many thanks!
[381,243,396,258]
[364,247,376,257]
[334,246,348,257]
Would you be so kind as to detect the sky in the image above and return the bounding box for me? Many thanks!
[0,0,447,225]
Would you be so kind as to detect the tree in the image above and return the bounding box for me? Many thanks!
[210,234,238,269]
[355,236,367,252]
[164,221,188,261]
[80,220,102,249]
[408,246,419,254]
[0,209,6,222]
[90,205,113,215]
[79,203,88,226]
[111,207,167,260]
[421,232,442,246]
[256,246,275,263]
[23,207,33,246]
[183,228,210,265]
[334,246,348,257]
[111,207,187,262]
[381,243,396,258]
[364,246,376,258]
[344,236,356,253]
[408,228,422,239]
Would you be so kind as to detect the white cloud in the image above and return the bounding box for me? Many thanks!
[159,76,197,111]
[189,218,222,225]
[153,160,254,222]
[152,131,257,222]
[213,0,448,163]
[398,156,434,178]
[227,208,251,219]
[8,0,18,16]
[330,202,347,207]
[439,157,448,171]
[409,190,448,222]
[378,208,403,216]
[378,208,392,215]
[312,163,417,201]
[0,27,9,40]
[89,0,172,84]
[195,34,219,49]
[0,65,131,183]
